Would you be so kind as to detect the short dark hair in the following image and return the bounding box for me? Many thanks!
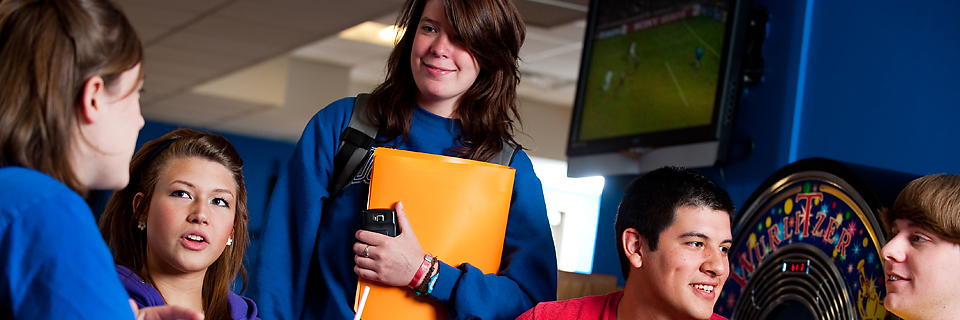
[614,166,735,279]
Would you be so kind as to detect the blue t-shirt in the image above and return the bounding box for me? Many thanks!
[247,97,558,320]
[0,167,134,319]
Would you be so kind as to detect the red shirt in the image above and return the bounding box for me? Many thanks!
[516,291,728,320]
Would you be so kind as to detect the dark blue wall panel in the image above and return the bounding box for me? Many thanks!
[798,0,960,175]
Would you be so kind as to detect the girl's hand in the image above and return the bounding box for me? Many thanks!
[353,201,427,287]
[130,299,204,320]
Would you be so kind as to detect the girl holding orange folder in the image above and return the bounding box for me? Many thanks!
[248,0,558,319]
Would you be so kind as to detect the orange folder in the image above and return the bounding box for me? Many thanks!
[354,148,516,320]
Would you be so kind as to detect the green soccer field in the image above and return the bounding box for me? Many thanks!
[577,15,725,142]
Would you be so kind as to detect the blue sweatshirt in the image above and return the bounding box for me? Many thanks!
[0,167,134,319]
[247,97,558,319]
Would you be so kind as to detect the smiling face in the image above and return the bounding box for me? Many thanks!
[635,205,732,319]
[141,156,237,276]
[408,0,480,115]
[882,218,960,319]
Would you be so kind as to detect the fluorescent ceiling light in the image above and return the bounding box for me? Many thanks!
[338,21,402,47]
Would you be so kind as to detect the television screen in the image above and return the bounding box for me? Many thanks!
[567,0,750,160]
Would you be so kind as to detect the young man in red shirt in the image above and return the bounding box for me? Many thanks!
[519,166,733,320]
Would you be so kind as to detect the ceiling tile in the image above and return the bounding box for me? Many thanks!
[186,16,310,49]
[145,44,247,71]
[293,37,393,67]
[144,59,222,81]
[115,0,233,13]
[114,0,232,43]
[142,93,271,127]
[156,32,283,64]
[216,0,403,35]
[516,1,586,28]
[139,72,193,102]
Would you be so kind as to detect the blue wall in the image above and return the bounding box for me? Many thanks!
[592,0,960,285]
[799,0,960,175]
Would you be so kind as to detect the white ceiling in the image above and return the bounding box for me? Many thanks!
[115,0,588,143]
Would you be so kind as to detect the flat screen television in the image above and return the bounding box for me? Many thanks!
[566,0,751,177]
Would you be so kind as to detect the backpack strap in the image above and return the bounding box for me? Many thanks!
[331,93,378,195]
[330,93,521,195]
[492,140,520,167]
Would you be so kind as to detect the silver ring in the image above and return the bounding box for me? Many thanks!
[363,245,370,258]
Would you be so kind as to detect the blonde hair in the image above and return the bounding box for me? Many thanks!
[882,174,960,243]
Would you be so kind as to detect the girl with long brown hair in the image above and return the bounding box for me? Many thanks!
[0,0,198,318]
[248,0,557,318]
[100,128,259,320]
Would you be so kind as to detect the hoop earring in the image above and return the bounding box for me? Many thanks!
[137,221,146,230]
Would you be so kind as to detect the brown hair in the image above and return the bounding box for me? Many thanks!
[0,0,143,194]
[367,0,526,161]
[882,174,960,244]
[100,128,249,320]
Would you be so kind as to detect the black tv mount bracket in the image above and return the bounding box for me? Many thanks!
[743,6,769,87]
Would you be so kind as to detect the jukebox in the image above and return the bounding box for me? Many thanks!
[715,158,916,320]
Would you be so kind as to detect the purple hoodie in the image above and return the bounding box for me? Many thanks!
[116,265,259,320]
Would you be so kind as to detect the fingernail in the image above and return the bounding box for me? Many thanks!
[398,201,403,210]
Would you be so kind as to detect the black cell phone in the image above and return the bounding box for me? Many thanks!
[362,209,398,237]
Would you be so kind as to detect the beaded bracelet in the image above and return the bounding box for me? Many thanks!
[415,256,439,296]
[425,265,440,296]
